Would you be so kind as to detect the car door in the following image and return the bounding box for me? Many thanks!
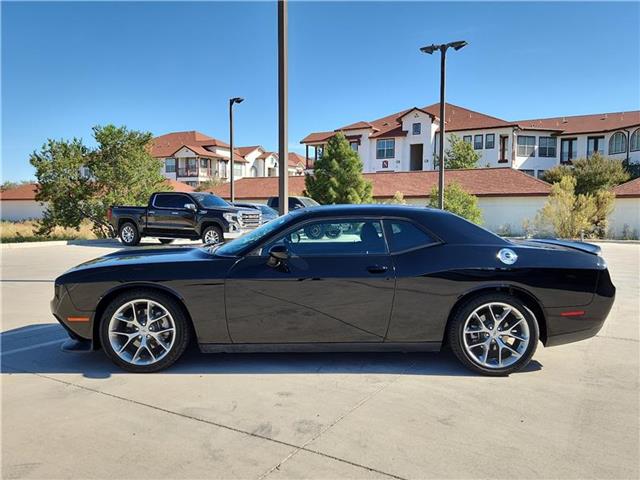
[149,193,196,233]
[225,218,395,344]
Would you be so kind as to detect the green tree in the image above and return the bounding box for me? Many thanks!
[30,125,167,237]
[195,176,224,192]
[531,175,613,239]
[443,134,480,169]
[304,132,372,204]
[542,153,629,195]
[428,182,482,224]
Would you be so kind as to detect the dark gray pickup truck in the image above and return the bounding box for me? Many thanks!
[108,192,261,246]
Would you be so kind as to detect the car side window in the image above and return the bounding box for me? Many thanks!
[154,194,188,209]
[263,219,387,256]
[385,220,438,253]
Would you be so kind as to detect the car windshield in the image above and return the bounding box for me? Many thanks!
[300,197,320,207]
[260,205,278,215]
[191,192,229,208]
[214,213,293,256]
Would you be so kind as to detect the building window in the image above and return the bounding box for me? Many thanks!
[539,137,557,158]
[376,139,395,159]
[200,158,209,169]
[631,129,640,152]
[587,136,605,157]
[517,136,536,157]
[350,141,359,152]
[412,123,421,135]
[536,170,547,179]
[250,166,258,177]
[485,134,495,149]
[463,135,472,144]
[521,169,535,176]
[165,158,176,173]
[560,138,577,164]
[474,135,483,150]
[608,132,627,155]
[233,164,243,177]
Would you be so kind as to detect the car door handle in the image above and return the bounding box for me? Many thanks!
[367,265,388,274]
[171,211,179,215]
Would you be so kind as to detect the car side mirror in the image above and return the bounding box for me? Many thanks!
[184,203,197,212]
[267,244,289,267]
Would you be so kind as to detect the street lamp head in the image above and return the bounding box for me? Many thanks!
[449,40,468,51]
[230,97,244,105]
[420,44,439,55]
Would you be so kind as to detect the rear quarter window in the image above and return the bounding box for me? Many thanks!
[385,220,438,253]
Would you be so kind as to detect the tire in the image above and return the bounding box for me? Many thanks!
[202,225,223,244]
[324,225,342,239]
[118,221,140,246]
[448,293,539,376]
[159,239,174,244]
[304,224,324,240]
[99,289,191,373]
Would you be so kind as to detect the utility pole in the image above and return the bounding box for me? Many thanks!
[277,0,288,215]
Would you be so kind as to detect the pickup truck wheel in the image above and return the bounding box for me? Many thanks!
[119,222,140,246]
[202,225,223,244]
[159,239,174,244]
[304,224,324,240]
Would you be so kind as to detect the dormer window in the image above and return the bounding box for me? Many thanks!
[412,123,421,135]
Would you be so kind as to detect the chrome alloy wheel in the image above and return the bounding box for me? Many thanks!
[204,229,221,244]
[108,299,176,366]
[462,302,530,369]
[121,225,135,244]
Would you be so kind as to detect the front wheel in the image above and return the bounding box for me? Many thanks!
[304,224,324,240]
[448,293,539,376]
[119,222,140,246]
[99,290,191,373]
[202,225,223,244]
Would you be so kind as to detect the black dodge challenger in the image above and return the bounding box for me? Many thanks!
[51,205,615,375]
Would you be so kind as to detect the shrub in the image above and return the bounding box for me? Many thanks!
[428,182,482,224]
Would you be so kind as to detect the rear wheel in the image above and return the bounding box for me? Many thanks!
[448,293,539,376]
[202,225,223,244]
[99,290,190,373]
[304,224,324,239]
[118,222,140,246]
[159,239,174,244]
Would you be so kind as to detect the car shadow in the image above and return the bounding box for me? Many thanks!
[1,324,543,379]
[66,239,202,249]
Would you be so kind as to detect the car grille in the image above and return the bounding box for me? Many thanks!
[239,211,262,229]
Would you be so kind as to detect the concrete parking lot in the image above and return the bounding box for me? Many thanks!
[1,241,638,479]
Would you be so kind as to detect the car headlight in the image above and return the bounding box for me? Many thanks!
[223,213,238,223]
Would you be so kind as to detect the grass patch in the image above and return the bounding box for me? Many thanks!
[1,220,97,243]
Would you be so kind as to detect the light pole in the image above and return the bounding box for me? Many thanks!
[229,96,244,203]
[420,40,467,209]
[277,0,288,216]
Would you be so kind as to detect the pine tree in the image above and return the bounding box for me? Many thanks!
[304,132,372,204]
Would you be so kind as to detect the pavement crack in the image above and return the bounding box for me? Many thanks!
[10,369,407,480]
[258,362,416,480]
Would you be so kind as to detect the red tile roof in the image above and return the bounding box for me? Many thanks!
[151,131,229,157]
[514,111,640,135]
[208,168,552,200]
[0,183,39,200]
[236,145,263,157]
[288,152,307,168]
[164,179,195,192]
[302,104,640,143]
[612,177,640,198]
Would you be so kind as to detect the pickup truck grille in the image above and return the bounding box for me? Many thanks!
[239,211,262,229]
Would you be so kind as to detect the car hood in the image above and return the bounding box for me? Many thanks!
[64,246,214,274]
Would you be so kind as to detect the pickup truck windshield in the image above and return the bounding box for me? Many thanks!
[191,193,230,208]
[215,214,292,256]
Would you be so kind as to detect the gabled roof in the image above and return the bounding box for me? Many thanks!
[287,152,307,168]
[425,103,512,132]
[513,111,640,135]
[207,167,552,200]
[613,177,640,198]
[151,131,230,157]
[170,144,219,158]
[236,145,263,157]
[165,179,195,192]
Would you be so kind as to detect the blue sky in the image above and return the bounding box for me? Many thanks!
[2,1,639,182]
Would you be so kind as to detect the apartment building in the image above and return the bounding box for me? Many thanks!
[301,104,640,179]
[151,131,306,186]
